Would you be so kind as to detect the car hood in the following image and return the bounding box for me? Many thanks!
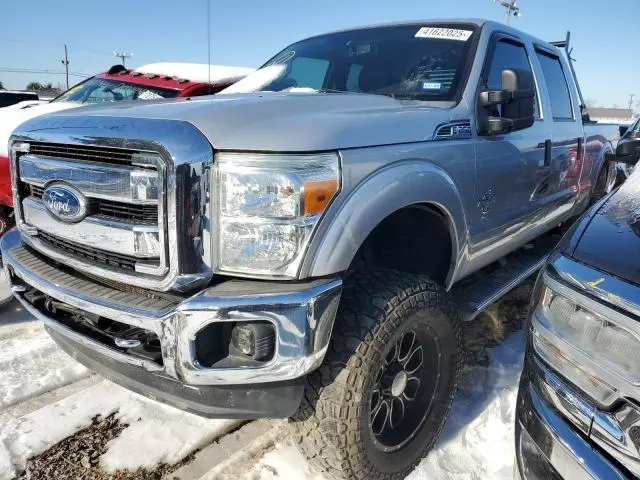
[40,92,456,151]
[570,168,640,286]
[0,101,78,155]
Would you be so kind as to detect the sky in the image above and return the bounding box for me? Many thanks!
[1,0,638,109]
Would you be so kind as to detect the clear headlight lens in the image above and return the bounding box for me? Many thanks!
[214,152,339,276]
[531,278,640,406]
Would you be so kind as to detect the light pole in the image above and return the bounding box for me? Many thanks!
[113,51,133,67]
[61,44,69,89]
[495,0,521,24]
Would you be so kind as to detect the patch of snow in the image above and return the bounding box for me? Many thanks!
[249,444,322,480]
[0,379,238,479]
[220,65,286,94]
[408,331,523,480]
[100,392,238,472]
[0,305,89,410]
[0,381,123,480]
[245,331,525,480]
[134,63,254,85]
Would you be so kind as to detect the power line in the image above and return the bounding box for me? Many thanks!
[0,68,90,77]
[3,38,114,57]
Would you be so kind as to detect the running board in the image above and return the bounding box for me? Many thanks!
[451,233,561,322]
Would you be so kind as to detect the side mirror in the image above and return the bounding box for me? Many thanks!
[619,125,629,137]
[606,137,640,165]
[478,68,536,136]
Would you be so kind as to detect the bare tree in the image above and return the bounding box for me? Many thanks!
[0,81,5,90]
[583,98,598,108]
[26,82,53,91]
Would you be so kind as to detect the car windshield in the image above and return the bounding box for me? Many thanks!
[53,77,179,104]
[224,24,477,101]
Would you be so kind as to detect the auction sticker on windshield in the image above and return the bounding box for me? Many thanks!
[415,27,473,41]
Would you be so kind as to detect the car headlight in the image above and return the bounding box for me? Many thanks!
[531,271,640,406]
[213,152,340,277]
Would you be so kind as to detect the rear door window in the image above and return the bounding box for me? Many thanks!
[535,51,573,120]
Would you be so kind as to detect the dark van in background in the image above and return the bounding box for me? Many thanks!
[0,91,39,108]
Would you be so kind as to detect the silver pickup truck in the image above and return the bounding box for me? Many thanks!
[0,19,617,480]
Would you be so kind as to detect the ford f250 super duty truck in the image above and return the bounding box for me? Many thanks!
[516,134,640,479]
[0,19,618,479]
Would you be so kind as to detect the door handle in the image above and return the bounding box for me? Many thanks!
[543,139,552,167]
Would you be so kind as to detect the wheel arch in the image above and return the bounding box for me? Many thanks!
[301,160,469,288]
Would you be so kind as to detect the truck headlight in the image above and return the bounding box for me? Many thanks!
[214,152,340,277]
[531,273,640,406]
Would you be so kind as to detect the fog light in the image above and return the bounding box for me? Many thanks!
[231,323,275,361]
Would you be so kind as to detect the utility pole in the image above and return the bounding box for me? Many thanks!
[113,51,133,67]
[628,94,635,111]
[495,0,521,24]
[61,44,69,89]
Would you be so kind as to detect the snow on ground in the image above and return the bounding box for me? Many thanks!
[0,300,238,479]
[0,303,89,411]
[247,331,525,480]
[0,379,238,478]
[0,276,528,479]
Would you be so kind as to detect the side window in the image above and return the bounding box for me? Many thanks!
[535,51,573,120]
[286,57,330,90]
[485,39,539,118]
[346,64,364,91]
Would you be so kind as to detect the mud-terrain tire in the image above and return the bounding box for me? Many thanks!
[289,271,462,480]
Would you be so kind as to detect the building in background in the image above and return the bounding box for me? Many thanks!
[587,107,635,125]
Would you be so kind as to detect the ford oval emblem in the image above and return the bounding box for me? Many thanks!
[42,183,87,223]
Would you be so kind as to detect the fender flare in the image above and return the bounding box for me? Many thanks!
[301,160,469,287]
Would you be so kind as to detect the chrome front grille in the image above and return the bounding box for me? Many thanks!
[39,232,140,271]
[14,142,166,279]
[29,185,158,223]
[10,114,215,292]
[28,141,136,166]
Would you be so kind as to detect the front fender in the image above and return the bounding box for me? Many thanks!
[301,159,469,287]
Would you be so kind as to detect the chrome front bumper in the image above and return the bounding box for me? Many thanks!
[1,229,342,417]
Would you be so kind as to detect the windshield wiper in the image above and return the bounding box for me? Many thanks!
[317,88,350,94]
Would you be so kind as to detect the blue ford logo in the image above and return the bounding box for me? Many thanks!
[42,183,87,223]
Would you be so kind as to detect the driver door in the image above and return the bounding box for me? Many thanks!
[469,34,546,269]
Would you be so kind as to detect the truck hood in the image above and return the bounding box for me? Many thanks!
[0,101,78,155]
[41,92,455,151]
[570,168,640,286]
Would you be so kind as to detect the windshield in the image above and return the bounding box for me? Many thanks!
[53,77,179,104]
[224,24,478,101]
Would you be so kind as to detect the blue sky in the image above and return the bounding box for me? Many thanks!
[2,0,638,108]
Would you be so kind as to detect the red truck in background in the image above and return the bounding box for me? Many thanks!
[0,62,253,233]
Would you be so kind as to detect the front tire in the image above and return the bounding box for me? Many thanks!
[289,271,461,480]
